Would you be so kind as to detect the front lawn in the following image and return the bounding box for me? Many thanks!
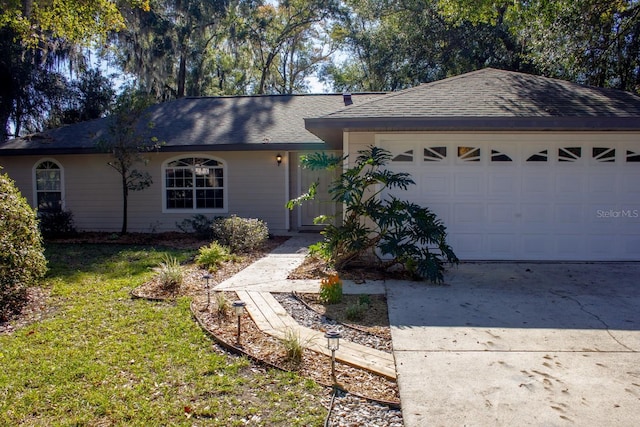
[0,243,326,426]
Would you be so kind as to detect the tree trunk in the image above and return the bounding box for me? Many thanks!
[177,51,187,98]
[121,174,128,235]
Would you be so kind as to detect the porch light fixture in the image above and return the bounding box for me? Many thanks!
[202,274,212,309]
[325,329,341,384]
[276,153,283,166]
[232,300,247,345]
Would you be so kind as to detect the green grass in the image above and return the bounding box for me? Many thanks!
[0,243,326,426]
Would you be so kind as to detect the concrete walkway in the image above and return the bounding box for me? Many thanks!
[214,235,386,295]
[214,235,394,378]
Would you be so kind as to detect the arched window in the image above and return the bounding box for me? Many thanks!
[33,159,64,212]
[163,156,227,212]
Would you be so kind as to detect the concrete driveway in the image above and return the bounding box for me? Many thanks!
[387,262,640,426]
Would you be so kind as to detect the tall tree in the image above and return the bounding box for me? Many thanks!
[323,0,524,92]
[113,0,229,99]
[438,0,640,93]
[243,0,338,94]
[46,68,116,128]
[0,0,149,140]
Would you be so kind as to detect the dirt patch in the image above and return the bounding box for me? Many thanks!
[136,258,399,403]
[132,236,288,300]
[296,293,391,340]
[0,287,56,335]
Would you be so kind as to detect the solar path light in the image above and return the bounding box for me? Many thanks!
[202,274,212,309]
[232,300,246,345]
[325,329,341,384]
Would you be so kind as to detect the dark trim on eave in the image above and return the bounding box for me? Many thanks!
[306,116,640,132]
[0,142,337,156]
[158,142,337,152]
[305,116,640,145]
[0,147,100,156]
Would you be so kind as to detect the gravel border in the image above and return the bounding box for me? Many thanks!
[273,293,403,426]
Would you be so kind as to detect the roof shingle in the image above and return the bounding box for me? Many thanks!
[0,93,385,155]
[305,68,640,144]
[321,68,640,119]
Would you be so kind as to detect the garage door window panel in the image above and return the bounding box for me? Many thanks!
[490,149,512,162]
[626,150,640,162]
[391,149,414,162]
[527,149,548,162]
[559,147,582,162]
[423,146,447,162]
[592,147,615,163]
[457,146,481,162]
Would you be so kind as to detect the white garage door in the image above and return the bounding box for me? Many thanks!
[379,136,640,261]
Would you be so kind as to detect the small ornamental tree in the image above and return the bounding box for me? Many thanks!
[98,90,159,234]
[288,146,458,283]
[0,170,48,320]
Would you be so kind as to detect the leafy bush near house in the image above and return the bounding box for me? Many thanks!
[288,146,458,283]
[176,214,214,239]
[196,242,238,272]
[38,208,77,238]
[211,215,269,253]
[0,171,48,320]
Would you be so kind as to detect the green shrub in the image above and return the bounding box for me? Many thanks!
[195,242,238,272]
[155,255,183,292]
[318,274,343,304]
[288,147,458,283]
[176,214,214,239]
[345,303,367,321]
[358,294,371,307]
[0,171,48,320]
[38,208,76,239]
[211,215,269,253]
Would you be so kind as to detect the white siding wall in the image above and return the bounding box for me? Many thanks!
[0,150,290,234]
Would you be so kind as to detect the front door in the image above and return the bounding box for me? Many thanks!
[295,152,341,229]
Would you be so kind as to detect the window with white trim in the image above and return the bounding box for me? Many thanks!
[164,156,226,211]
[34,159,63,212]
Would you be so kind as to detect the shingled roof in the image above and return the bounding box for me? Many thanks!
[0,93,384,155]
[306,68,640,145]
